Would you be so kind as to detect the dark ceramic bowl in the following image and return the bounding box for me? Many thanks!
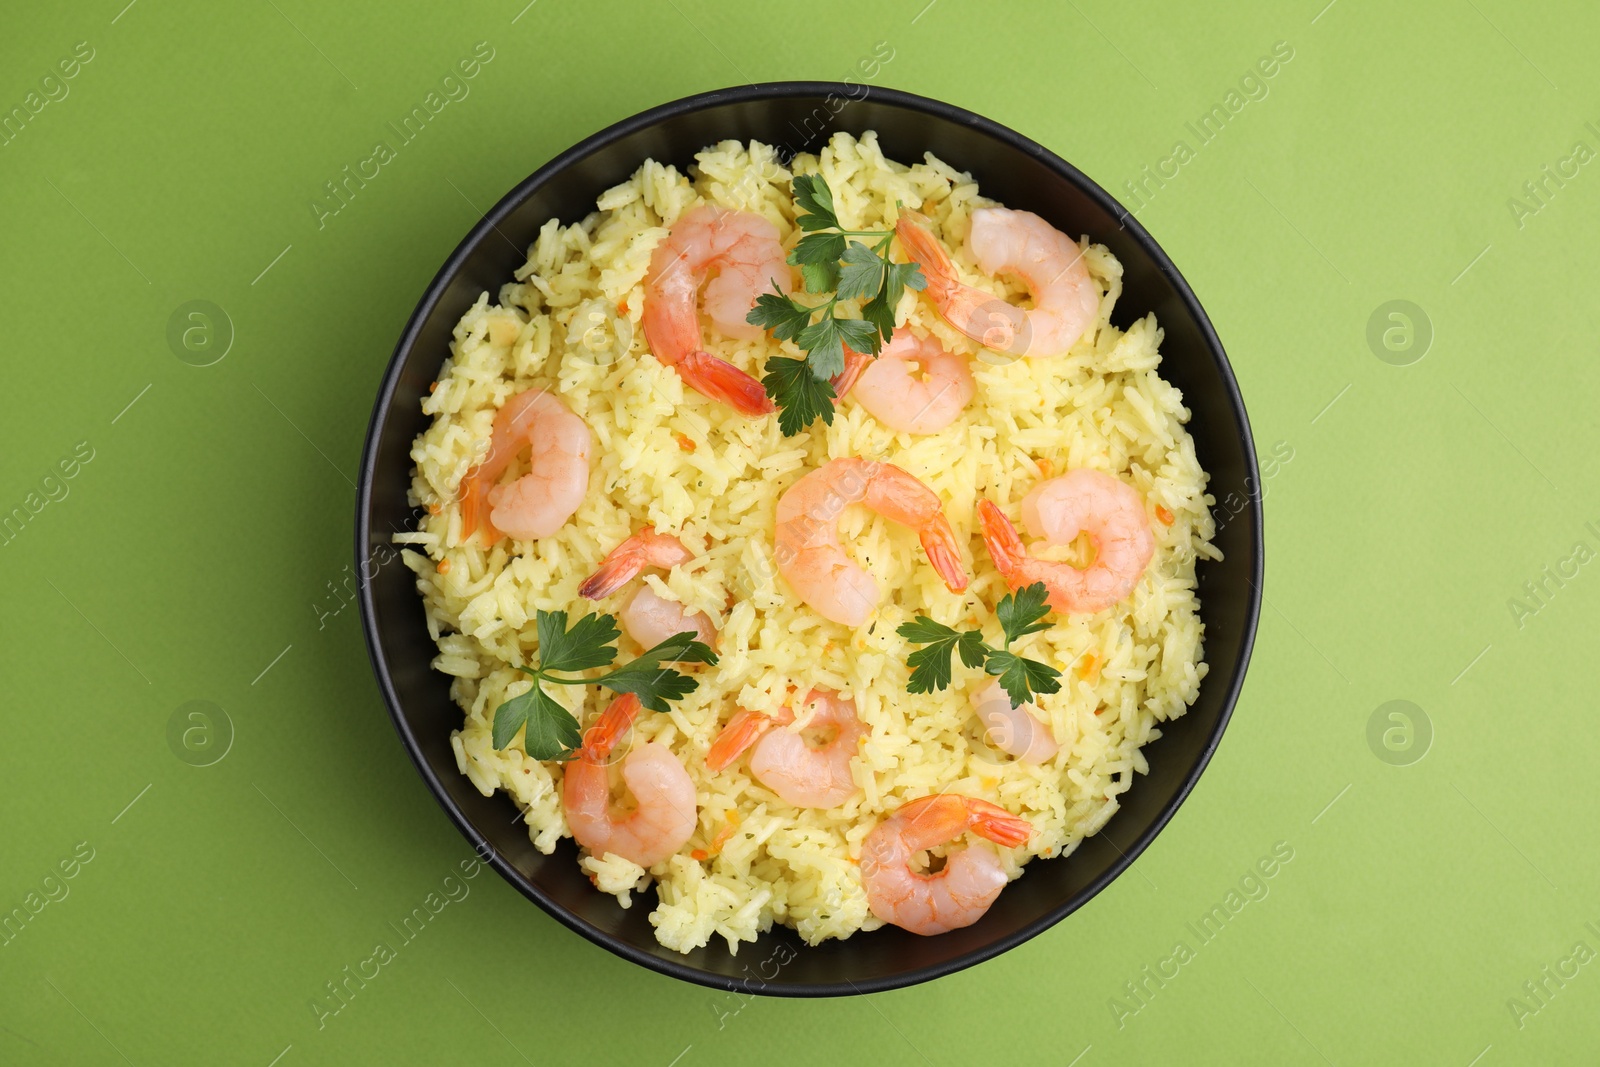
[356,82,1262,996]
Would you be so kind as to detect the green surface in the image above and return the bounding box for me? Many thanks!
[2,0,1595,1063]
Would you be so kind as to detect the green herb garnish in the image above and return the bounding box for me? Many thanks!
[491,609,717,760]
[897,582,1063,708]
[748,174,926,435]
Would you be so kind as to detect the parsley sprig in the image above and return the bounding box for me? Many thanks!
[491,609,717,760]
[747,174,926,435]
[896,582,1063,708]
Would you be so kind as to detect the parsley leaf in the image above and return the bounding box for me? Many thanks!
[984,649,1064,710]
[835,317,878,358]
[798,261,834,294]
[492,682,584,760]
[899,618,989,694]
[748,289,814,343]
[792,231,848,265]
[792,232,847,293]
[600,664,697,712]
[996,582,1053,645]
[836,242,886,302]
[860,289,896,341]
[489,610,715,759]
[534,609,621,674]
[883,259,926,309]
[792,174,838,230]
[745,174,928,436]
[794,316,849,379]
[640,629,720,667]
[904,641,958,694]
[762,356,837,436]
[898,583,1063,710]
[599,631,718,712]
[794,315,878,379]
[861,259,925,347]
[896,616,962,645]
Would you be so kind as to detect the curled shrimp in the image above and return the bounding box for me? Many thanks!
[775,458,968,627]
[704,690,864,808]
[642,205,789,416]
[977,469,1155,613]
[579,526,716,649]
[972,679,1059,764]
[849,330,975,434]
[459,388,591,544]
[895,207,1099,359]
[620,585,716,650]
[561,693,696,868]
[859,794,1032,935]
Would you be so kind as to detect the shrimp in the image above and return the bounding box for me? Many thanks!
[620,585,717,650]
[775,459,968,627]
[977,469,1155,614]
[895,207,1099,358]
[704,690,864,808]
[579,526,716,649]
[642,205,790,416]
[579,527,696,599]
[849,330,975,434]
[459,388,591,544]
[972,679,1059,764]
[561,693,696,868]
[859,794,1032,935]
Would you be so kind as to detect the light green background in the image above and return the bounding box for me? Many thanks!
[2,0,1595,1063]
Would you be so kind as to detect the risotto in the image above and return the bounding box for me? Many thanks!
[395,131,1218,953]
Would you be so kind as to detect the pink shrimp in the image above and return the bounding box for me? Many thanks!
[774,459,968,628]
[849,330,975,434]
[579,526,716,649]
[972,679,1059,764]
[579,527,696,599]
[895,207,1099,359]
[704,690,864,808]
[859,794,1032,935]
[642,205,790,416]
[977,469,1155,614]
[459,388,591,545]
[561,694,696,868]
[620,585,716,650]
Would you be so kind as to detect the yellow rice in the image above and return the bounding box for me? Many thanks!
[395,132,1219,953]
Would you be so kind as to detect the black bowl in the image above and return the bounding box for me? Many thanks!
[356,82,1262,996]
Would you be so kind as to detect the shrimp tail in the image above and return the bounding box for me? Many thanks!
[578,550,644,600]
[579,531,655,600]
[705,709,777,771]
[976,499,1026,583]
[919,513,970,594]
[459,470,485,539]
[966,799,1033,848]
[830,346,873,399]
[894,211,959,301]
[581,527,696,600]
[676,351,776,417]
[579,693,642,761]
[458,469,503,546]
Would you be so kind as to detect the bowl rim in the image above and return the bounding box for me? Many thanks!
[356,80,1263,997]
